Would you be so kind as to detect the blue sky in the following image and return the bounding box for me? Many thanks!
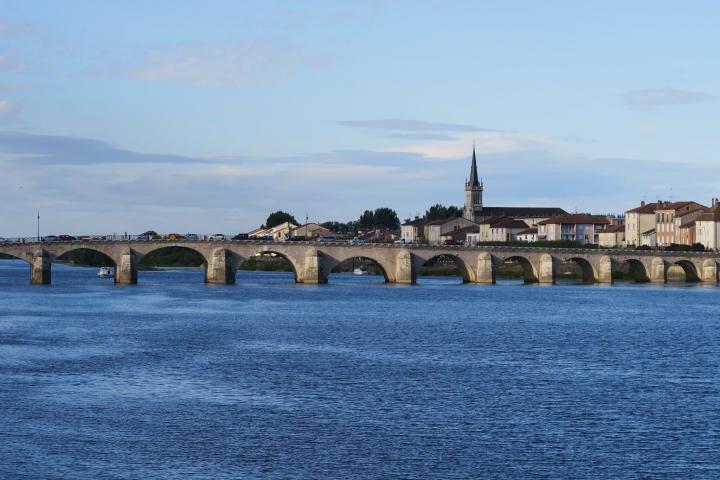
[0,0,718,235]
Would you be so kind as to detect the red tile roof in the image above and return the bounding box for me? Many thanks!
[538,213,610,225]
[600,225,625,233]
[696,203,720,222]
[626,202,661,214]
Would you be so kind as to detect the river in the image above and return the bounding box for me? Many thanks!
[1,260,719,479]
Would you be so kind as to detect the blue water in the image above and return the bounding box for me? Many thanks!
[1,260,719,479]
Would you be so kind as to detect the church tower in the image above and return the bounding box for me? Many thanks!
[463,145,483,222]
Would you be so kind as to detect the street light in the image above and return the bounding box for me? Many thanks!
[37,211,40,243]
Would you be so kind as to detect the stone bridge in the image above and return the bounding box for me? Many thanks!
[1,240,718,285]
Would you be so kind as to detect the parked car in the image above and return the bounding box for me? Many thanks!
[185,233,199,241]
[258,235,274,241]
[43,235,59,242]
[167,233,186,241]
[443,239,464,246]
[287,235,306,242]
[137,230,159,240]
[232,233,249,240]
[393,239,407,244]
[350,238,369,244]
[58,235,76,241]
[317,236,337,242]
[209,233,227,241]
[78,235,92,241]
[0,237,7,243]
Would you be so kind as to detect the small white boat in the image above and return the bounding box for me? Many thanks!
[353,267,368,276]
[97,266,114,278]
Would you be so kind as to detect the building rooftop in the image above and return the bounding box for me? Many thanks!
[696,203,720,223]
[479,206,567,217]
[538,213,610,225]
[626,202,662,214]
[490,218,529,229]
[600,225,625,233]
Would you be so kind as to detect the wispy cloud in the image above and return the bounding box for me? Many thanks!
[624,88,714,109]
[0,131,205,164]
[0,100,17,123]
[127,42,327,87]
[337,119,491,132]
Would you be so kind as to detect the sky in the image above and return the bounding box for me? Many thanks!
[0,0,718,236]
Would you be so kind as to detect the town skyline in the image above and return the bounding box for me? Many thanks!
[1,1,718,235]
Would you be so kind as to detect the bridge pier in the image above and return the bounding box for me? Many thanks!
[650,257,666,283]
[30,249,51,285]
[476,252,495,284]
[115,247,137,285]
[299,249,327,284]
[701,259,717,283]
[394,249,416,284]
[205,248,236,285]
[538,254,555,284]
[598,255,613,284]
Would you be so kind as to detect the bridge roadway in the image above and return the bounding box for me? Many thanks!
[1,240,718,285]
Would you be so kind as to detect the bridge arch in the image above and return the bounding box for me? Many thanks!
[136,245,210,283]
[239,249,302,283]
[668,260,699,282]
[326,253,391,282]
[502,255,538,283]
[618,258,650,282]
[54,247,116,267]
[417,253,473,283]
[559,257,597,283]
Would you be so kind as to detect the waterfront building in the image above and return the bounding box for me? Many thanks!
[290,223,335,239]
[425,216,478,245]
[440,225,477,244]
[598,225,625,247]
[400,217,427,243]
[678,221,696,246]
[489,218,530,242]
[624,201,661,247]
[654,201,705,247]
[641,228,657,247]
[515,227,538,242]
[248,221,299,241]
[537,213,610,244]
[694,200,720,250]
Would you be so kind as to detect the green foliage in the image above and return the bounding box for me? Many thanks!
[321,221,357,235]
[425,204,462,221]
[57,249,113,267]
[138,247,205,267]
[357,210,375,229]
[664,243,691,252]
[264,211,298,229]
[692,242,706,252]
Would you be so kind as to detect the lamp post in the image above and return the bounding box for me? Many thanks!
[37,211,40,243]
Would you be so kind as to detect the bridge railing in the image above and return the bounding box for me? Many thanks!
[2,236,720,258]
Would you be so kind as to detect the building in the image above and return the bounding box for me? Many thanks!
[425,216,478,245]
[537,213,610,244]
[515,227,538,242]
[290,223,335,239]
[460,147,566,225]
[463,145,483,221]
[489,218,529,242]
[400,217,427,243]
[655,201,706,246]
[625,201,661,247]
[678,221,696,246]
[694,200,720,250]
[248,221,298,241]
[440,225,477,244]
[598,225,625,247]
[641,228,657,247]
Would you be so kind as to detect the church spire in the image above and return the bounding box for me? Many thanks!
[469,144,479,187]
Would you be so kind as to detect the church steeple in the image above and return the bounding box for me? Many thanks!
[463,144,483,222]
[468,144,480,187]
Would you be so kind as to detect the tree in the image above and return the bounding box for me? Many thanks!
[425,204,462,221]
[357,210,375,230]
[371,207,400,230]
[321,221,357,235]
[264,211,298,229]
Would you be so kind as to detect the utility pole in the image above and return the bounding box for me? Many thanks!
[37,211,40,243]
